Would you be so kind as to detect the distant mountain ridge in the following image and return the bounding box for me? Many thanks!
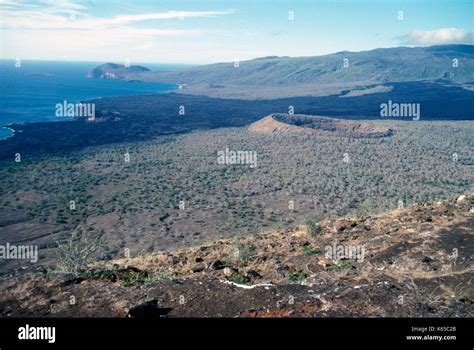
[90,44,474,98]
[142,45,474,84]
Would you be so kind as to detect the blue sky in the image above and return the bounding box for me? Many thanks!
[0,0,472,64]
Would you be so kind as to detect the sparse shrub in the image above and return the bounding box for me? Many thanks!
[303,244,320,256]
[226,271,250,285]
[55,225,108,275]
[234,242,257,263]
[119,270,150,287]
[404,279,442,317]
[305,218,323,237]
[288,272,306,282]
[329,262,354,270]
[147,271,177,284]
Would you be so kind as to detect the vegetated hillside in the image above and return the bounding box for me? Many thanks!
[249,113,393,138]
[87,63,150,79]
[1,194,472,317]
[117,45,474,98]
[0,119,472,274]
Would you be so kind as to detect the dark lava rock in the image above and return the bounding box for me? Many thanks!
[128,300,172,318]
[422,256,432,263]
[276,265,290,277]
[61,276,86,286]
[209,260,225,270]
[191,265,205,273]
[246,270,262,279]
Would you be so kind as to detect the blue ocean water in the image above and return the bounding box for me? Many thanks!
[0,60,184,139]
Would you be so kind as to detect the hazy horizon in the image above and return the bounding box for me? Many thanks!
[2,43,473,67]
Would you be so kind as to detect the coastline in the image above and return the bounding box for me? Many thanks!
[0,126,14,140]
[0,60,179,142]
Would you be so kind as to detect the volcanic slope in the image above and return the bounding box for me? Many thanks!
[249,113,393,138]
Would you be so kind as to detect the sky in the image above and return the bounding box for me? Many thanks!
[0,0,473,64]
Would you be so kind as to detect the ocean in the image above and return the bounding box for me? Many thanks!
[0,60,183,139]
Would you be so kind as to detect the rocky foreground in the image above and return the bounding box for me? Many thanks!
[0,195,472,318]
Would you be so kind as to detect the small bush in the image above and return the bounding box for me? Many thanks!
[288,272,306,282]
[305,219,323,237]
[55,225,108,275]
[226,271,250,285]
[234,242,257,263]
[329,262,354,270]
[303,244,320,256]
[120,270,150,287]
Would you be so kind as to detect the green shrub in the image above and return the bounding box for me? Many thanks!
[226,271,250,284]
[306,219,323,237]
[288,272,306,282]
[303,244,320,256]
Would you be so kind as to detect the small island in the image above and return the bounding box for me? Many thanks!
[87,62,150,80]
